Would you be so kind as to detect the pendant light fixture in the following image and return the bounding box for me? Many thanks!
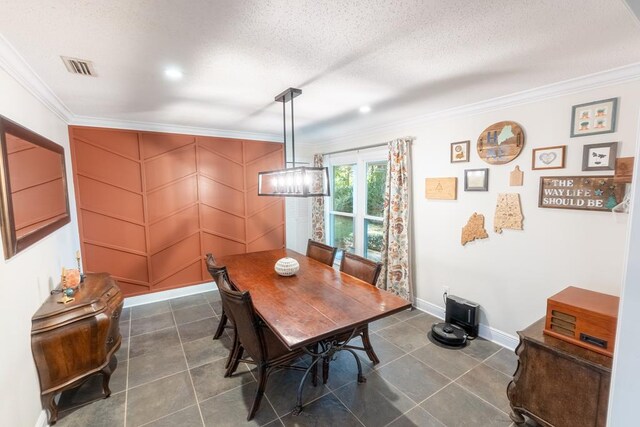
[258,88,330,197]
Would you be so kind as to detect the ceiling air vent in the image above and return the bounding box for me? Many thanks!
[61,56,96,76]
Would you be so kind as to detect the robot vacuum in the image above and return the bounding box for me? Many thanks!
[430,322,468,347]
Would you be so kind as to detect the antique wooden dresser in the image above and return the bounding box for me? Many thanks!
[31,273,123,424]
[507,318,612,427]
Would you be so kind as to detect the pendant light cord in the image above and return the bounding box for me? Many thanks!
[291,93,295,167]
[282,99,287,169]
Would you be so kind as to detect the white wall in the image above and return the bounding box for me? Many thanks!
[608,116,640,426]
[0,68,80,426]
[299,78,640,338]
[285,197,310,253]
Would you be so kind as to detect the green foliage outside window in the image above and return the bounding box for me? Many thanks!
[332,165,354,213]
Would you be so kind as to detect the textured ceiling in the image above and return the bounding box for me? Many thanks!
[1,0,640,142]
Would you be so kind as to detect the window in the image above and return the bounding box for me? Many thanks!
[327,149,387,263]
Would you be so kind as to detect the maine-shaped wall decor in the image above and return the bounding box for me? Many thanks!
[477,121,525,165]
[461,212,489,246]
[494,193,524,233]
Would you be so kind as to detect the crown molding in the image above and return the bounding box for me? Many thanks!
[301,61,640,146]
[69,115,282,142]
[0,34,73,123]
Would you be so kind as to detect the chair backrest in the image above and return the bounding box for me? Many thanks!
[216,267,266,363]
[306,239,338,266]
[340,251,383,286]
[205,253,224,282]
[205,253,237,290]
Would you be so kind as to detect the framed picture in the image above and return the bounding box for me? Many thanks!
[464,168,489,191]
[570,98,618,137]
[532,145,566,170]
[450,140,470,163]
[582,142,618,171]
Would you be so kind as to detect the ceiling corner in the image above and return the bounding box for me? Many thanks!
[0,33,74,123]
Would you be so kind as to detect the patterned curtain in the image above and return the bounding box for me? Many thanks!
[311,153,326,242]
[377,137,414,302]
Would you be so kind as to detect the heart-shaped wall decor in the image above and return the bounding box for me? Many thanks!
[539,152,557,165]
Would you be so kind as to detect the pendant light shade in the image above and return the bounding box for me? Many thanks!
[258,88,330,197]
[258,166,330,197]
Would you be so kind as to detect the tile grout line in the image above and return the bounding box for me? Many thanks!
[325,311,507,426]
[136,404,199,427]
[130,311,219,339]
[401,350,511,424]
[169,302,207,427]
[329,389,367,427]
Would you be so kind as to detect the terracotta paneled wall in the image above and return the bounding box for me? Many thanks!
[69,126,285,297]
[6,134,67,238]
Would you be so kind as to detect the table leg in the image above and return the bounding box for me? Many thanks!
[293,356,322,416]
[342,348,367,383]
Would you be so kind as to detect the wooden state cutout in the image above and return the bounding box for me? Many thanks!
[425,177,457,200]
[494,193,524,233]
[510,166,524,186]
[461,213,489,246]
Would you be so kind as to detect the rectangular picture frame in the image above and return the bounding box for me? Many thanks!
[450,140,470,163]
[464,168,488,191]
[539,175,623,212]
[582,142,618,171]
[425,177,457,200]
[570,97,618,137]
[532,145,566,170]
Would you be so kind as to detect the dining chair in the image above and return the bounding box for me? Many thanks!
[205,253,237,368]
[216,266,315,420]
[340,251,383,286]
[321,251,383,383]
[306,239,338,266]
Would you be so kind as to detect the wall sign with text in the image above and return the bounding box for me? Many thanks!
[539,176,623,212]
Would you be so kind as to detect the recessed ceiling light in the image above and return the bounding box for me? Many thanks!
[359,105,371,114]
[164,67,183,80]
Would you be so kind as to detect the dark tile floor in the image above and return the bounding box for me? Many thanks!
[56,291,525,427]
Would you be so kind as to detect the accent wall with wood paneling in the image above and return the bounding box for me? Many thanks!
[69,126,285,297]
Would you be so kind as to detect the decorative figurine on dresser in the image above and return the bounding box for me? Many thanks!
[31,272,123,424]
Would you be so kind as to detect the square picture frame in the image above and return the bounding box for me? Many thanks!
[464,168,489,191]
[582,142,618,171]
[450,140,470,163]
[570,97,618,137]
[532,145,566,170]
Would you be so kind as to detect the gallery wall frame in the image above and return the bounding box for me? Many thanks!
[451,140,470,163]
[464,168,489,191]
[582,141,618,171]
[532,145,566,170]
[570,97,618,138]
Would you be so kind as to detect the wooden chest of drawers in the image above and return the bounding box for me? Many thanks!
[508,318,612,427]
[31,273,123,425]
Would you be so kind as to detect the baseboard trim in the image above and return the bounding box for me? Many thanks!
[35,410,48,427]
[414,297,519,351]
[123,281,217,308]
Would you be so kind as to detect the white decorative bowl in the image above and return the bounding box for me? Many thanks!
[275,257,300,276]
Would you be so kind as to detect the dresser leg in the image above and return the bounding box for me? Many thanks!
[42,393,58,425]
[510,408,526,425]
[101,364,112,398]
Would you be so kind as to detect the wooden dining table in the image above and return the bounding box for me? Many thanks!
[217,248,412,413]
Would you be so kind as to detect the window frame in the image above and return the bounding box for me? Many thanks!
[325,147,387,260]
